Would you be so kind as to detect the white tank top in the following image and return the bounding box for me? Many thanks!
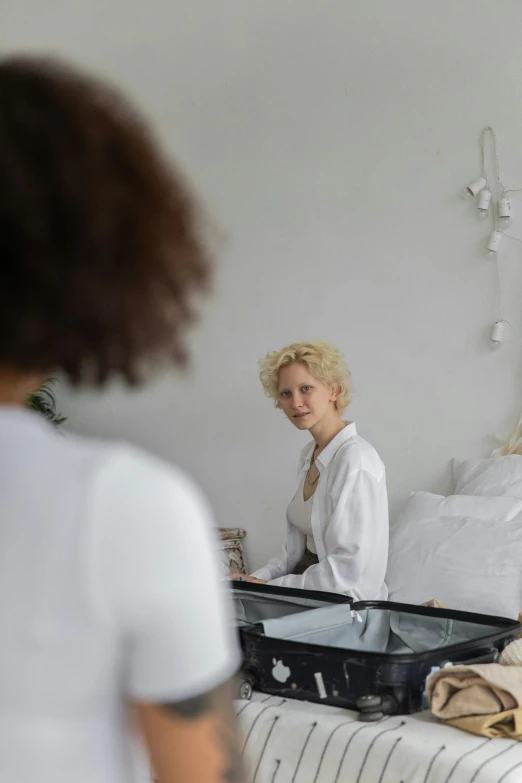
[286,474,317,554]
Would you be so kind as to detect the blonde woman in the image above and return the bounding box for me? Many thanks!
[232,341,388,598]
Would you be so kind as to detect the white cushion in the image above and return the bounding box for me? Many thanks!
[387,492,522,619]
[453,455,522,498]
[401,491,522,523]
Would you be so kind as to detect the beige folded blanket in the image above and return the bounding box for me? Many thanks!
[428,664,522,719]
[445,709,522,740]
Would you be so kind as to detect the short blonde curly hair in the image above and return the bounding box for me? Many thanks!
[259,341,352,414]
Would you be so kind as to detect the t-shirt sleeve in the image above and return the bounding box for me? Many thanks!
[89,448,241,703]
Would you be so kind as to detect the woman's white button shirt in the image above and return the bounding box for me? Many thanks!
[252,422,389,599]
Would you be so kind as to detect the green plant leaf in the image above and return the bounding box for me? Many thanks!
[26,379,66,426]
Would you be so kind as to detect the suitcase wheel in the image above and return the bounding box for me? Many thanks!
[239,679,254,701]
[356,693,399,721]
[356,695,382,710]
[238,667,258,701]
[358,709,384,722]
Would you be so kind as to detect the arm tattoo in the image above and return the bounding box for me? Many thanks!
[165,692,209,719]
[160,679,243,783]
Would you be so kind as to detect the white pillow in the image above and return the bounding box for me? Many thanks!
[387,513,522,619]
[401,491,522,523]
[453,455,522,499]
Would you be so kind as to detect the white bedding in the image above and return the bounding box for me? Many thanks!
[386,491,522,618]
[453,456,522,499]
[238,693,522,782]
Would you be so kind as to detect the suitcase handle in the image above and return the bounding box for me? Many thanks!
[443,647,499,667]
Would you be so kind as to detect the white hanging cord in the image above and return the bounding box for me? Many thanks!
[493,257,502,322]
[476,127,522,456]
[477,127,522,331]
[483,126,522,197]
[481,127,503,194]
[478,129,503,323]
[502,319,522,349]
[501,232,522,245]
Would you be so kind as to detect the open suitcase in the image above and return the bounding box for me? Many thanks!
[230,581,351,699]
[238,597,520,717]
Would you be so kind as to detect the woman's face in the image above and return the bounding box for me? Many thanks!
[277,362,338,431]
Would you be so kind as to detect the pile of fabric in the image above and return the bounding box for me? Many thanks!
[428,638,522,740]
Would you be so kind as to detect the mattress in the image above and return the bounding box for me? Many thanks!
[237,692,522,782]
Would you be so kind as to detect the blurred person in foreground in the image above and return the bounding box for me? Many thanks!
[0,55,242,783]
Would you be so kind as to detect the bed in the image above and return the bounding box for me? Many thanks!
[238,692,522,783]
[237,455,522,782]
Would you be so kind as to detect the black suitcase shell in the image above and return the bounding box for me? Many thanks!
[239,599,520,715]
[230,581,352,700]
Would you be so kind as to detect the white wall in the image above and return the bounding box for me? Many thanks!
[4,0,522,570]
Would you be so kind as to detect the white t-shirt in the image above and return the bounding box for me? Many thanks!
[0,407,240,783]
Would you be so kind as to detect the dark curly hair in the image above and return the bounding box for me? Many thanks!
[0,55,213,385]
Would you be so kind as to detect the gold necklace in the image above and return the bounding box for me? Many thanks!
[306,446,320,486]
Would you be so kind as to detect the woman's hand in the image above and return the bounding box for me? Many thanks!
[229,573,267,585]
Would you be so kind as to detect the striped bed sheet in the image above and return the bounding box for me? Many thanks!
[237,692,522,783]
